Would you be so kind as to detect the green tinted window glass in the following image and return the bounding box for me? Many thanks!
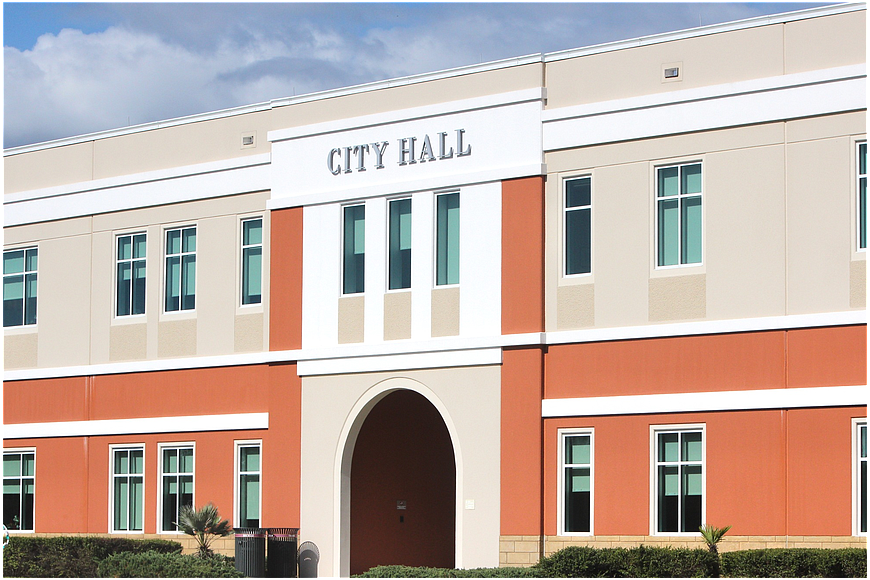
[3,454,20,477]
[343,205,366,294]
[243,219,263,246]
[657,199,679,266]
[658,433,679,462]
[436,193,460,286]
[658,167,679,197]
[22,454,34,477]
[4,251,24,275]
[180,448,194,473]
[565,435,590,465]
[681,432,702,462]
[681,196,702,264]
[164,449,177,474]
[681,164,702,194]
[240,447,260,472]
[389,199,412,290]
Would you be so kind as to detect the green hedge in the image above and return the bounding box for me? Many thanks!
[96,550,243,578]
[534,545,720,578]
[2,536,182,578]
[720,548,867,578]
[354,565,545,577]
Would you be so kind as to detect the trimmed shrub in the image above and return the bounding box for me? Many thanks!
[2,536,182,578]
[97,550,243,578]
[533,545,720,578]
[354,565,545,578]
[720,548,867,578]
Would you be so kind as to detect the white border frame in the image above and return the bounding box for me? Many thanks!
[852,418,867,536]
[340,202,367,296]
[433,190,461,289]
[653,160,704,271]
[161,225,198,316]
[557,428,595,536]
[856,140,867,253]
[2,246,39,331]
[649,423,706,536]
[238,216,265,310]
[3,447,36,533]
[233,439,263,529]
[113,230,148,320]
[108,443,146,534]
[156,442,196,534]
[386,196,413,292]
[562,174,593,279]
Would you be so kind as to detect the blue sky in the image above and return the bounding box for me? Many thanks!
[4,2,829,148]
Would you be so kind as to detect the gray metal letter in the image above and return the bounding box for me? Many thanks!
[438,132,453,160]
[456,129,472,157]
[419,134,436,163]
[371,141,389,169]
[356,144,370,172]
[398,137,416,165]
[343,147,354,174]
[328,148,342,175]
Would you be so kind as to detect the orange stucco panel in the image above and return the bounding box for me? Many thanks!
[502,176,544,335]
[4,376,89,424]
[270,207,304,351]
[786,325,867,387]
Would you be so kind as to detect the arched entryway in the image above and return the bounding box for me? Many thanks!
[349,389,456,575]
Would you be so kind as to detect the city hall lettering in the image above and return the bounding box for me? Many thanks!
[327,129,472,175]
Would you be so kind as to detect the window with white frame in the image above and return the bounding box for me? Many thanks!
[656,163,702,267]
[165,227,196,312]
[565,177,591,276]
[237,443,261,528]
[436,192,459,286]
[3,248,37,327]
[857,421,867,535]
[858,142,866,251]
[241,219,263,305]
[343,205,366,294]
[116,234,147,316]
[111,446,144,532]
[160,445,194,532]
[654,427,703,534]
[3,450,34,531]
[388,198,412,290]
[561,430,593,534]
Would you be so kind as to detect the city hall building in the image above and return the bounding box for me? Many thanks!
[3,4,867,576]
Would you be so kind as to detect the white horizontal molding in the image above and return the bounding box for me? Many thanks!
[543,66,866,151]
[5,412,269,439]
[297,347,502,376]
[542,385,867,418]
[5,155,272,226]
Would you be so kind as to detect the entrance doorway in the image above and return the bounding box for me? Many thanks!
[349,389,456,575]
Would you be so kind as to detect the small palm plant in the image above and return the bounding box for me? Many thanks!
[176,503,232,558]
[699,524,732,555]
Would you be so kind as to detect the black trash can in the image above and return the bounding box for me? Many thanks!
[266,528,299,578]
[234,527,267,577]
[298,541,320,579]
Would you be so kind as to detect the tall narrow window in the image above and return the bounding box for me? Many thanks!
[343,205,366,294]
[389,199,412,290]
[562,431,592,534]
[112,447,144,532]
[3,451,34,531]
[655,429,703,534]
[858,422,867,535]
[565,177,592,275]
[241,219,263,305]
[160,446,194,532]
[657,163,702,266]
[237,443,261,528]
[858,143,866,250]
[117,234,147,316]
[436,193,460,285]
[3,248,37,327]
[165,227,196,312]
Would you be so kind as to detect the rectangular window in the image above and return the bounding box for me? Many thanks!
[160,445,194,532]
[3,451,34,531]
[654,428,703,534]
[241,219,263,305]
[3,248,37,327]
[237,443,261,528]
[388,198,412,290]
[657,163,702,267]
[165,227,196,312]
[858,421,867,535]
[436,193,460,286]
[343,205,366,294]
[117,234,147,316]
[112,447,144,532]
[561,431,593,534]
[858,142,866,250]
[565,177,591,275]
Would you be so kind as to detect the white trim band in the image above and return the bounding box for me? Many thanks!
[297,347,502,376]
[5,412,269,439]
[542,385,867,418]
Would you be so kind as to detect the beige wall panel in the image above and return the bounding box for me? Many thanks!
[5,141,94,193]
[234,312,264,353]
[35,235,91,367]
[5,332,38,369]
[556,284,594,329]
[786,112,866,145]
[706,145,786,320]
[109,323,147,361]
[383,291,411,341]
[591,163,651,328]
[546,25,783,108]
[91,192,269,233]
[92,111,273,179]
[850,259,866,309]
[784,12,866,74]
[89,231,113,364]
[196,216,237,356]
[301,365,502,576]
[338,296,365,344]
[4,217,92,245]
[144,225,162,359]
[431,287,460,337]
[786,138,851,314]
[158,318,197,358]
[544,174,560,331]
[649,274,706,321]
[545,123,785,175]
